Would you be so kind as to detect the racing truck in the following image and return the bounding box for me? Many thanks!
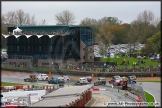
[94,77,106,86]
[24,75,37,82]
[48,76,65,86]
[37,74,49,81]
[75,77,88,85]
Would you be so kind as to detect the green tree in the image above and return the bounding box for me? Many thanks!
[141,31,161,53]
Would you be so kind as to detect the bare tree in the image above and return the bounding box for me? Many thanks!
[2,9,37,26]
[39,19,48,25]
[55,10,75,25]
[80,17,98,25]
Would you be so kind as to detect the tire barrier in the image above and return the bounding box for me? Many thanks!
[1,85,33,92]
[42,86,55,90]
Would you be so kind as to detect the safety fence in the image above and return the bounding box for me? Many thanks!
[127,83,146,102]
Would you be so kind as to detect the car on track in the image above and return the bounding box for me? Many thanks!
[75,77,88,85]
[109,76,122,86]
[85,76,92,83]
[24,75,37,82]
[75,81,87,86]
[37,74,49,81]
[127,75,136,84]
[62,75,70,82]
[94,77,106,86]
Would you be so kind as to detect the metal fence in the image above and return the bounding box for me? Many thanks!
[128,83,146,102]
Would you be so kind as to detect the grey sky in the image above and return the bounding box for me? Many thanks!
[1,1,161,25]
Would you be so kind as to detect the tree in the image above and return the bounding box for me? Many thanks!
[2,9,37,26]
[126,20,141,52]
[98,17,122,25]
[39,19,48,25]
[55,10,75,25]
[95,24,114,57]
[135,10,158,43]
[141,31,161,53]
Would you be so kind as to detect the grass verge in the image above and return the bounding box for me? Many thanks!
[144,91,155,108]
[1,82,25,86]
[138,80,161,82]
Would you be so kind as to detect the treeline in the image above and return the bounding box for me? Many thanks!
[1,9,161,54]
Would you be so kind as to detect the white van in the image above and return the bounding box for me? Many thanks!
[79,77,88,84]
[37,74,49,81]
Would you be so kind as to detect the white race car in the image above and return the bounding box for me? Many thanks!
[62,75,70,82]
[37,74,49,81]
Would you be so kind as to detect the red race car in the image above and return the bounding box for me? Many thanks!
[109,79,121,86]
[109,75,122,86]
[85,76,92,83]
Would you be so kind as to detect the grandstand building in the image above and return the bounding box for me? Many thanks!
[2,25,94,67]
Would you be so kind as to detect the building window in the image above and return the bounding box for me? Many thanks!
[83,56,85,59]
[17,38,19,43]
[39,46,41,51]
[83,48,85,50]
[17,46,19,51]
[90,48,92,51]
[90,56,92,59]
[28,46,30,51]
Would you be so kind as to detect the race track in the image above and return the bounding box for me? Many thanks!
[2,75,161,107]
[139,82,161,107]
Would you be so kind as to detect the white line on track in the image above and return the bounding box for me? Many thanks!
[92,97,98,107]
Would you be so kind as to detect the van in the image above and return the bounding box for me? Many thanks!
[79,77,88,84]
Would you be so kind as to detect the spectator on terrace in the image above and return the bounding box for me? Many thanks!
[127,61,129,65]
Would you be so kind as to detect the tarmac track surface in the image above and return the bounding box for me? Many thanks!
[137,82,161,107]
[2,75,161,107]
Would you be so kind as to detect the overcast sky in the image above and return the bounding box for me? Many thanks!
[1,1,161,25]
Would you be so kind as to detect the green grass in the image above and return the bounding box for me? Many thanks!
[144,91,155,108]
[138,81,161,82]
[102,57,160,68]
[1,82,25,86]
